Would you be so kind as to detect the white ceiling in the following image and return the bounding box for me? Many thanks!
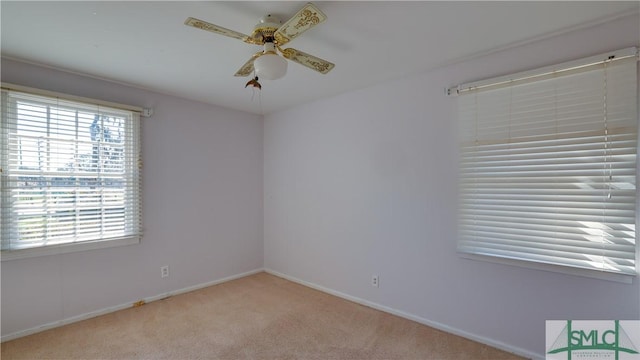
[2,1,638,115]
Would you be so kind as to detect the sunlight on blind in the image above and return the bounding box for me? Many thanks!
[457,52,637,276]
[1,89,142,253]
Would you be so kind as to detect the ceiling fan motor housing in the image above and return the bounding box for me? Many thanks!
[251,14,282,43]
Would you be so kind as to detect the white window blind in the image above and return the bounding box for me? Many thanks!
[456,48,638,277]
[1,88,142,258]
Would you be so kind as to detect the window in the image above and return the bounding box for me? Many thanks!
[453,48,638,280]
[1,86,142,259]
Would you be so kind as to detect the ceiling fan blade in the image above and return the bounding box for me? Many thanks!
[280,48,334,74]
[234,51,263,77]
[274,3,326,46]
[185,17,250,42]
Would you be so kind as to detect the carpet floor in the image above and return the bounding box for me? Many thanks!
[1,272,525,359]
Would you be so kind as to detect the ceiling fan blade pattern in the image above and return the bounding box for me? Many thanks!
[274,3,326,46]
[280,48,334,74]
[234,51,263,77]
[185,17,250,42]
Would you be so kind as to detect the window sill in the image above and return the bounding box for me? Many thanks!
[1,236,140,261]
[459,252,637,284]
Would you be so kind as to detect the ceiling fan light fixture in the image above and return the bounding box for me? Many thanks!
[254,47,288,80]
[254,54,287,80]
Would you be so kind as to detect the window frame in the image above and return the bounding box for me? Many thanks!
[0,83,143,261]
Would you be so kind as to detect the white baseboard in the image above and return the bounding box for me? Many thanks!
[1,267,265,343]
[264,268,543,360]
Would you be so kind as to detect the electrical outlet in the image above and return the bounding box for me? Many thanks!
[372,275,379,288]
[161,265,169,278]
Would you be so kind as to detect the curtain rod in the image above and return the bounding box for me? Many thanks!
[446,46,638,96]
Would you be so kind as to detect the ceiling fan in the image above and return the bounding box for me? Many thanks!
[184,2,335,82]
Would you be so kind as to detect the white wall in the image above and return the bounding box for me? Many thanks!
[1,59,264,338]
[264,14,640,358]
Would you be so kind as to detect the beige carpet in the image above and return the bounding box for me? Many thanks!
[1,272,525,359]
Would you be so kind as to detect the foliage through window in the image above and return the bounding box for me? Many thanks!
[1,88,142,257]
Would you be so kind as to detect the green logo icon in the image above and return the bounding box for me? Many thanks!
[547,320,639,360]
